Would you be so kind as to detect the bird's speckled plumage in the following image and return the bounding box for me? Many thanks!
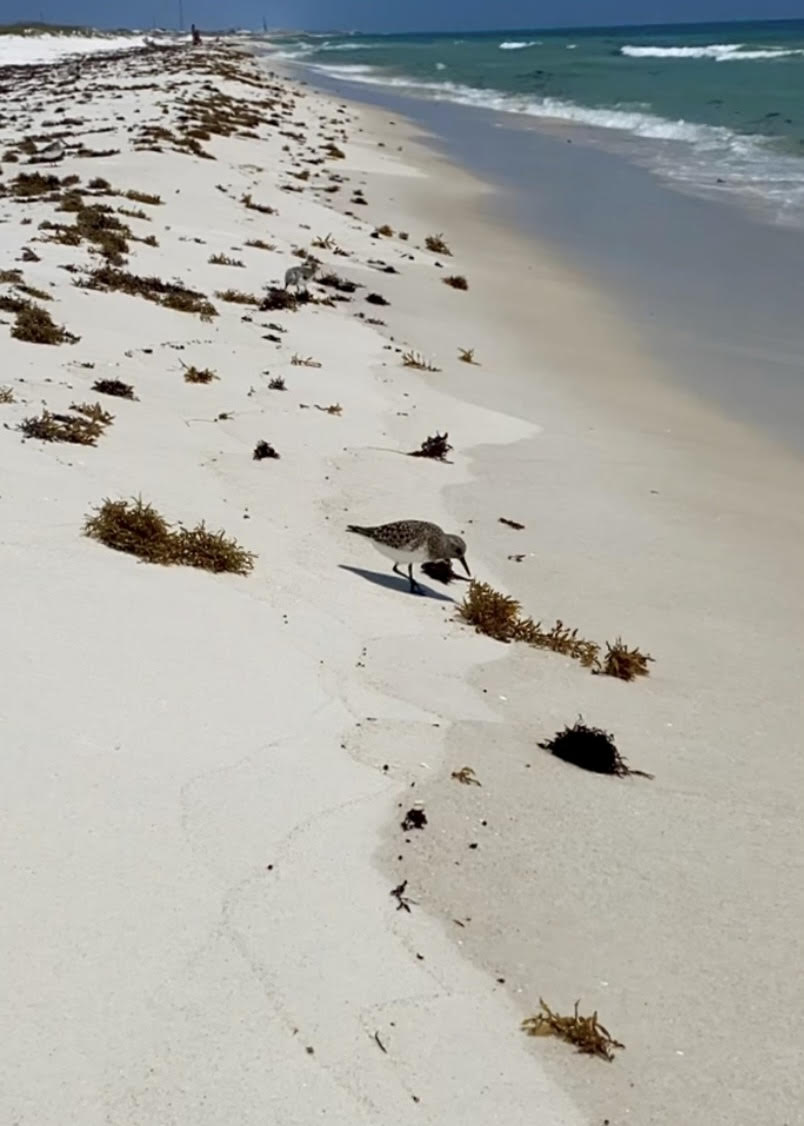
[347,519,470,593]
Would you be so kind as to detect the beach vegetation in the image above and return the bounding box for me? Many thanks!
[70,401,114,426]
[83,497,255,575]
[318,271,357,294]
[291,353,321,367]
[253,440,279,460]
[80,265,217,319]
[599,638,654,681]
[419,560,467,585]
[92,378,137,399]
[215,288,261,305]
[268,376,286,390]
[311,232,337,249]
[125,188,162,205]
[260,287,308,312]
[209,252,245,266]
[402,349,441,372]
[9,171,63,197]
[408,431,452,461]
[245,238,275,251]
[425,232,451,255]
[458,347,478,364]
[522,1000,624,1061]
[444,275,469,290]
[459,581,601,667]
[4,299,79,345]
[19,408,104,445]
[451,766,481,786]
[0,386,15,404]
[539,719,653,778]
[241,191,276,215]
[182,365,218,384]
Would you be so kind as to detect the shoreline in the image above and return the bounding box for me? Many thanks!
[274,56,804,1125]
[282,57,804,456]
[1,38,802,1126]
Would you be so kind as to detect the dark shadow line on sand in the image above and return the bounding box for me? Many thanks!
[339,565,455,603]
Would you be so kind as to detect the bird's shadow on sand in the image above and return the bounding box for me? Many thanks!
[339,565,456,603]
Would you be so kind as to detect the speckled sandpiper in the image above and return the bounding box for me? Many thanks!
[347,519,470,594]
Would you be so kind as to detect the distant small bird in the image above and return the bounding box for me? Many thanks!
[38,140,65,162]
[347,519,470,594]
[284,259,318,291]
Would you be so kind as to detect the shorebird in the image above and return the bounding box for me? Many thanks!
[347,519,470,594]
[284,259,318,291]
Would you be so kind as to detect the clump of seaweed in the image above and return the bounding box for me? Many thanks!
[323,142,345,159]
[0,386,15,404]
[74,204,132,263]
[421,560,469,586]
[260,287,307,312]
[209,253,244,267]
[539,718,653,779]
[216,288,261,306]
[458,347,478,364]
[83,497,255,575]
[268,375,286,390]
[499,517,525,530]
[80,266,217,319]
[92,378,137,400]
[311,232,336,249]
[401,808,427,831]
[375,224,394,237]
[425,233,451,255]
[366,293,389,306]
[8,301,79,345]
[444,275,468,291]
[408,432,452,461]
[402,349,440,372]
[16,282,52,302]
[600,638,654,682]
[458,582,603,669]
[291,353,321,368]
[253,440,279,460]
[125,188,161,205]
[318,272,357,294]
[522,1000,624,1062]
[70,400,114,425]
[241,192,276,215]
[245,238,275,251]
[19,409,104,446]
[88,177,111,190]
[314,402,342,415]
[183,365,218,384]
[451,766,481,786]
[10,171,63,197]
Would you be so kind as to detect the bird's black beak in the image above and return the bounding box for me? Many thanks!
[459,554,471,577]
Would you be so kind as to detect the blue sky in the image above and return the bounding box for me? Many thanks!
[1,0,802,32]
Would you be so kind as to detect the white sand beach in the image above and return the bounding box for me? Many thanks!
[1,35,802,1126]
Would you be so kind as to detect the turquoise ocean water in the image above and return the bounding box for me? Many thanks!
[260,20,804,225]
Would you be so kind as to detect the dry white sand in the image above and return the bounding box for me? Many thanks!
[1,38,802,1126]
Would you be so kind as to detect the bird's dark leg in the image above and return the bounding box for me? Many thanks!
[393,563,405,580]
[407,563,424,595]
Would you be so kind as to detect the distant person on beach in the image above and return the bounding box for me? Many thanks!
[191,24,202,46]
